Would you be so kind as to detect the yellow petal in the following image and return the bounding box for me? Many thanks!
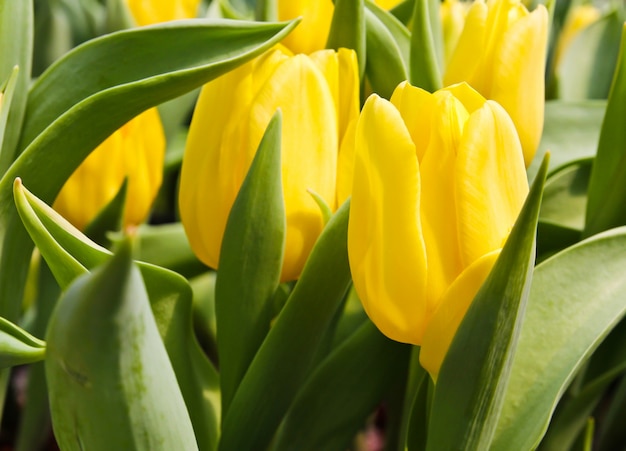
[348,95,428,344]
[390,81,436,163]
[440,82,486,115]
[455,100,528,268]
[420,249,500,381]
[419,91,469,309]
[309,48,360,145]
[375,0,402,9]
[336,118,357,206]
[441,0,469,67]
[54,108,165,230]
[277,0,334,54]
[488,5,548,165]
[443,0,487,90]
[250,54,338,281]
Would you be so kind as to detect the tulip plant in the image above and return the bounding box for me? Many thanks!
[0,0,626,450]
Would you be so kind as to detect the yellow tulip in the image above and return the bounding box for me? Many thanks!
[347,81,528,380]
[179,46,359,282]
[54,108,166,230]
[443,0,548,166]
[277,0,402,54]
[440,0,469,66]
[126,0,200,26]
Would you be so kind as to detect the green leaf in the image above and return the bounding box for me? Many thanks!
[0,316,45,369]
[409,0,442,92]
[13,181,220,451]
[427,155,549,450]
[327,0,366,77]
[557,10,622,100]
[216,111,285,414]
[219,201,352,451]
[596,374,626,450]
[537,160,589,256]
[390,0,416,25]
[527,100,605,180]
[364,3,409,98]
[45,238,198,450]
[255,0,277,21]
[584,24,626,237]
[0,0,32,173]
[273,320,410,451]
[136,222,206,279]
[492,226,626,450]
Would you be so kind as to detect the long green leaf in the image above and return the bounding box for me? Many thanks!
[584,23,626,236]
[219,201,352,451]
[273,320,410,450]
[427,155,549,450]
[0,316,45,369]
[492,227,626,450]
[216,112,285,414]
[0,0,32,173]
[409,0,441,92]
[327,0,366,76]
[13,181,220,451]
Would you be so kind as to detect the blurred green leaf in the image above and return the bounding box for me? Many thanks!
[427,156,548,450]
[46,238,198,450]
[327,0,366,76]
[597,374,626,450]
[390,0,415,25]
[216,112,285,414]
[0,316,45,369]
[273,320,409,450]
[364,3,409,98]
[0,0,32,173]
[492,226,626,450]
[557,10,622,100]
[584,24,626,237]
[528,100,605,180]
[136,222,206,279]
[13,181,220,451]
[219,201,352,451]
[409,0,441,92]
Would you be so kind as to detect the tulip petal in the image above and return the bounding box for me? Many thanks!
[441,82,486,115]
[127,0,200,26]
[489,5,548,165]
[443,0,487,90]
[390,81,435,163]
[250,54,338,281]
[348,95,428,344]
[420,249,499,381]
[278,0,334,54]
[336,118,356,206]
[309,48,360,145]
[455,100,528,267]
[419,92,468,307]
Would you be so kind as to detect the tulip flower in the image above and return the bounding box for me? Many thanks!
[179,46,359,282]
[443,0,548,166]
[126,0,200,26]
[554,4,601,71]
[53,108,165,231]
[347,81,528,380]
[440,0,469,66]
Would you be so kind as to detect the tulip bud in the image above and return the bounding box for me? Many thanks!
[125,0,200,26]
[179,46,359,282]
[440,0,469,66]
[53,108,165,231]
[348,81,528,379]
[443,0,548,166]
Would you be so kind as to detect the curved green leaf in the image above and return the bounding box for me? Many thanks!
[216,112,285,414]
[0,316,45,369]
[585,24,626,236]
[273,320,410,451]
[327,0,366,76]
[219,201,352,451]
[427,155,549,450]
[409,0,441,92]
[492,227,626,450]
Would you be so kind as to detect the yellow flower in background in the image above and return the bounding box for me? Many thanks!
[443,0,548,166]
[179,46,359,282]
[54,109,166,230]
[440,0,469,66]
[126,0,200,26]
[277,0,402,54]
[347,81,528,380]
[554,4,601,70]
